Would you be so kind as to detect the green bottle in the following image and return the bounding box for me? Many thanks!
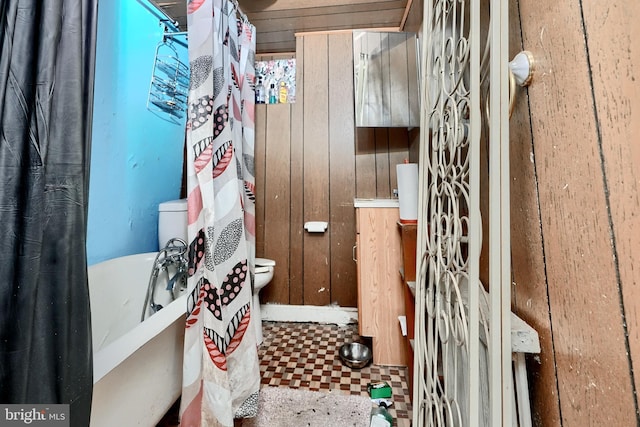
[268,83,277,104]
[369,403,393,427]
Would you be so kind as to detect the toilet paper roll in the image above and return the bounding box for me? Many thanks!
[396,163,419,223]
[304,221,328,233]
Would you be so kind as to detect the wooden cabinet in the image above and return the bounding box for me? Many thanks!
[355,206,407,366]
[398,222,418,398]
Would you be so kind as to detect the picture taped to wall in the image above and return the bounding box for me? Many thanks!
[255,59,296,104]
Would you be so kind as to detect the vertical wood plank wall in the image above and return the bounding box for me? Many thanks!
[328,34,359,306]
[255,35,412,308]
[302,35,331,306]
[256,1,640,423]
[263,104,291,304]
[506,2,561,425]
[509,0,640,425]
[289,42,305,305]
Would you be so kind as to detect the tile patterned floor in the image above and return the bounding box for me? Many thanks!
[157,321,412,426]
[258,321,412,426]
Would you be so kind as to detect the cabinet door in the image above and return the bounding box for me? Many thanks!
[355,232,366,336]
[353,31,420,127]
[356,207,407,365]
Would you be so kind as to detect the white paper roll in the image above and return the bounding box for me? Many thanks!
[396,163,418,222]
[304,221,328,233]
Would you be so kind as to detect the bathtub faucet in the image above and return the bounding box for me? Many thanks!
[160,238,188,297]
[141,238,189,321]
[156,238,188,270]
[166,266,187,293]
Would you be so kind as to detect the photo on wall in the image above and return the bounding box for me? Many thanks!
[254,58,296,104]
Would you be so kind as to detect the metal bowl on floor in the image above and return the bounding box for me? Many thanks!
[339,342,372,369]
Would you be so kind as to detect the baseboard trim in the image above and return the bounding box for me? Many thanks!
[260,304,358,325]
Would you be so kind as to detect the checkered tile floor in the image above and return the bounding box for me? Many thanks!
[157,321,413,426]
[258,321,412,426]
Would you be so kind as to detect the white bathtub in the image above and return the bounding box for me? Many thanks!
[88,252,186,427]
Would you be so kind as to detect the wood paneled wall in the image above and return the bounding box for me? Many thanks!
[355,127,411,198]
[257,2,640,423]
[508,0,640,425]
[254,33,412,308]
[257,1,640,423]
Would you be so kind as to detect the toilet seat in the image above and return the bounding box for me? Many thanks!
[251,257,275,346]
[255,257,275,267]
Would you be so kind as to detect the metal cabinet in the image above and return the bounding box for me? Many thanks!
[353,31,420,128]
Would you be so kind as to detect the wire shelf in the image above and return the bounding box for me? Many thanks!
[147,38,189,124]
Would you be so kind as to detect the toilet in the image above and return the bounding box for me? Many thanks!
[253,257,275,345]
[158,198,188,250]
[158,198,274,345]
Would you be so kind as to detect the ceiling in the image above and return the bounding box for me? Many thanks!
[153,0,414,54]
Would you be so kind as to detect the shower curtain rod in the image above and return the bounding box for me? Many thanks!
[163,31,188,49]
[162,27,187,48]
[230,0,251,25]
[138,0,181,30]
[165,31,187,37]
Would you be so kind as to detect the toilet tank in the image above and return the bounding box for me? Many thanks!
[158,199,187,250]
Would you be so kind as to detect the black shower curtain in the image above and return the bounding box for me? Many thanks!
[0,1,98,425]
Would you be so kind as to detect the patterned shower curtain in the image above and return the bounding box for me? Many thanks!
[180,0,260,425]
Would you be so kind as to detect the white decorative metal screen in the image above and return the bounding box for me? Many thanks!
[412,0,511,425]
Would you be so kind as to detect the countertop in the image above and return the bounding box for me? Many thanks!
[353,198,399,208]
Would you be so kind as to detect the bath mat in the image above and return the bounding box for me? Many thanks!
[243,387,372,427]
